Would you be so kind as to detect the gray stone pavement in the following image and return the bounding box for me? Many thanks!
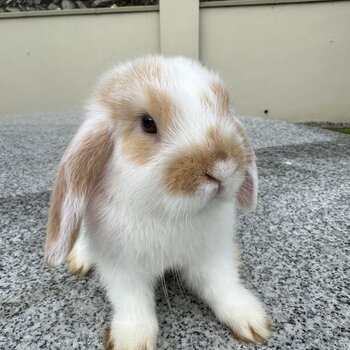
[0,112,349,349]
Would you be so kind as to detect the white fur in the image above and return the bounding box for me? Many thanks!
[211,159,237,180]
[53,56,270,348]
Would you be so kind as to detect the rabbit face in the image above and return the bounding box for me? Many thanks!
[96,56,256,215]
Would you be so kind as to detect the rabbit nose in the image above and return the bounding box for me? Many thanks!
[205,172,222,184]
[206,160,237,182]
[205,172,224,195]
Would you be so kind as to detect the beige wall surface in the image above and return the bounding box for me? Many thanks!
[160,0,199,59]
[0,2,350,122]
[200,2,350,122]
[0,12,159,114]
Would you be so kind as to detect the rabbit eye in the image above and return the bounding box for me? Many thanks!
[141,114,157,134]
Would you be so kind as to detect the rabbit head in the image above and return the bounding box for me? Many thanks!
[45,56,257,266]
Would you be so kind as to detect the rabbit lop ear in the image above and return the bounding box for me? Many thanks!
[44,118,113,267]
[234,119,258,212]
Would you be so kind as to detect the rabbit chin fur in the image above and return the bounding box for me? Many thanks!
[45,55,272,349]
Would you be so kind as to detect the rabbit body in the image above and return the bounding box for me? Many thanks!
[46,56,272,350]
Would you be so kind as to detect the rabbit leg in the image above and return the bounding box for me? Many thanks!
[99,260,158,350]
[182,245,272,344]
[67,230,93,275]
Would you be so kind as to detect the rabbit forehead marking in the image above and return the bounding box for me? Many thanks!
[147,85,176,129]
[164,126,246,195]
[98,58,162,110]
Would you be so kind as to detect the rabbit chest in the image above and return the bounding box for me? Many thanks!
[85,196,236,275]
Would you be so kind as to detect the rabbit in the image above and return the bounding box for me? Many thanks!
[44,55,272,350]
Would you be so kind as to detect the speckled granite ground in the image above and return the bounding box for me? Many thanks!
[0,112,349,350]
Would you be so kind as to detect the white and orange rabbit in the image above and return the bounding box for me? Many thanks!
[45,56,272,350]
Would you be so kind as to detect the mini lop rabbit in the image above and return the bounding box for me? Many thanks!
[45,56,272,349]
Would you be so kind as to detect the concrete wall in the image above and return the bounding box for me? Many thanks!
[200,1,350,122]
[160,0,199,59]
[0,10,159,114]
[0,1,349,122]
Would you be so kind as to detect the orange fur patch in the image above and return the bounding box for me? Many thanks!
[120,87,176,165]
[70,125,114,193]
[147,86,175,131]
[211,80,230,115]
[98,59,161,114]
[45,165,67,262]
[234,119,255,164]
[120,130,158,165]
[104,326,113,350]
[97,59,177,165]
[164,127,246,195]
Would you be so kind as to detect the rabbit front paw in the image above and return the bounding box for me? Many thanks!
[67,243,92,275]
[104,318,157,350]
[225,289,272,344]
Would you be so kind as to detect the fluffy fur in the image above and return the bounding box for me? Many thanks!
[45,56,272,350]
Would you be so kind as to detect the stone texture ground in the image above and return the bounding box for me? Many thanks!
[0,112,349,349]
